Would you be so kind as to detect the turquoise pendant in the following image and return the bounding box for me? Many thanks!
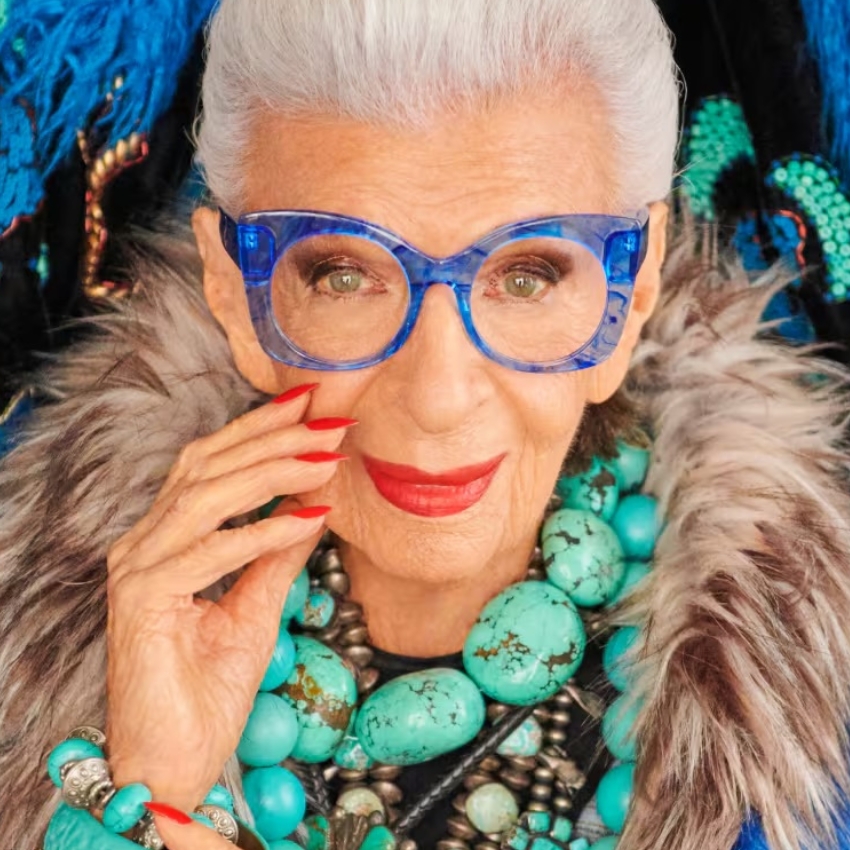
[542,509,625,607]
[463,581,586,705]
[278,636,357,762]
[356,668,485,765]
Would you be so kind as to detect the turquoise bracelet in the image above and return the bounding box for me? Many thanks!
[44,804,270,850]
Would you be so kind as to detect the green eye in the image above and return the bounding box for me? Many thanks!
[504,272,541,298]
[328,270,363,293]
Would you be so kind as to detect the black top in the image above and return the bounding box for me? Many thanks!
[363,635,612,849]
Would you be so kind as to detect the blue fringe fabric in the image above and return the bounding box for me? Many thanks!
[800,0,850,189]
[0,0,217,232]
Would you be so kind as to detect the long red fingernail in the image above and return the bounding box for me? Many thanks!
[271,383,320,404]
[144,802,192,825]
[305,417,359,431]
[290,505,332,519]
[295,451,348,463]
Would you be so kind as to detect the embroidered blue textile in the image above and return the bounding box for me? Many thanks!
[0,0,216,231]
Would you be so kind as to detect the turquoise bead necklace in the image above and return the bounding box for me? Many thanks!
[49,437,656,850]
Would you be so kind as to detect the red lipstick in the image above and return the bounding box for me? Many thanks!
[362,453,506,517]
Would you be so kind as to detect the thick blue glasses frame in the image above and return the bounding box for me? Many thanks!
[219,207,650,373]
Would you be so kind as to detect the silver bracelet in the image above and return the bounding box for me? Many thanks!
[54,726,239,848]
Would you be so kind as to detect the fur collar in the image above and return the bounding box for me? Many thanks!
[1,224,850,850]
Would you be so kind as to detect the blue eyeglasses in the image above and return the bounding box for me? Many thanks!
[219,206,649,373]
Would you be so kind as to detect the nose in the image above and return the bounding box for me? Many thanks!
[385,282,490,435]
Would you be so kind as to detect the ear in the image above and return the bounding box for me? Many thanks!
[192,207,283,393]
[585,201,669,404]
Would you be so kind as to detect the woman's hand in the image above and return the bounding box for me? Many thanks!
[105,384,351,811]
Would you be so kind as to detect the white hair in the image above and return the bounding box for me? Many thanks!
[195,0,681,214]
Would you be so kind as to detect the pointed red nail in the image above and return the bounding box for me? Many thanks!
[305,417,359,431]
[144,802,192,825]
[295,451,348,463]
[271,383,320,404]
[290,505,332,519]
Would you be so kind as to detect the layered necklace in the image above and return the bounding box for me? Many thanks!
[233,437,657,850]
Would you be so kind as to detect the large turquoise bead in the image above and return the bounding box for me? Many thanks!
[465,782,519,833]
[542,509,625,607]
[279,636,357,762]
[463,581,585,705]
[356,669,485,765]
[596,763,634,834]
[204,784,235,812]
[606,562,651,607]
[361,825,398,850]
[260,628,297,692]
[610,495,659,561]
[237,692,300,767]
[555,458,620,522]
[304,814,330,850]
[295,588,336,630]
[269,843,304,850]
[102,783,152,833]
[589,836,619,849]
[282,569,310,623]
[602,626,640,692]
[496,716,543,757]
[47,738,104,787]
[610,441,650,493]
[242,765,306,841]
[601,693,640,761]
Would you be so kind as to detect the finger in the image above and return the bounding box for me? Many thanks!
[109,385,319,562]
[116,455,343,572]
[201,418,353,481]
[111,511,328,602]
[150,811,235,850]
[217,525,324,626]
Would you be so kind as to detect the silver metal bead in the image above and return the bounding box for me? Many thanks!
[323,764,341,782]
[526,801,549,813]
[462,772,493,792]
[315,549,343,575]
[553,691,573,708]
[61,757,111,809]
[451,793,468,814]
[532,706,551,724]
[370,780,403,806]
[498,767,532,791]
[340,645,374,667]
[356,667,381,695]
[338,624,370,647]
[486,703,510,722]
[67,726,106,748]
[473,841,499,850]
[545,729,567,745]
[323,571,351,597]
[338,768,369,783]
[368,764,403,781]
[504,755,536,772]
[399,840,418,850]
[314,625,342,644]
[532,766,555,784]
[368,810,387,826]
[336,601,364,626]
[552,796,573,816]
[437,838,470,850]
[195,805,239,843]
[549,710,570,727]
[446,814,478,841]
[479,755,502,773]
[529,783,553,802]
[137,819,165,849]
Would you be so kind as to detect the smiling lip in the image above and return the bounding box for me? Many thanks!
[362,453,506,517]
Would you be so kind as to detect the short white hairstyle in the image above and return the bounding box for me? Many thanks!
[196,0,681,214]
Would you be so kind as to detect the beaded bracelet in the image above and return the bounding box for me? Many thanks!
[47,726,239,848]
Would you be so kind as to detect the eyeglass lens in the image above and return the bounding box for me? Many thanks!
[270,234,608,364]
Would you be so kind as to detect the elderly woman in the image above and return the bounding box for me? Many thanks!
[3,1,850,849]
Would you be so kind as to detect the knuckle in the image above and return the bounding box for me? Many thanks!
[173,442,205,482]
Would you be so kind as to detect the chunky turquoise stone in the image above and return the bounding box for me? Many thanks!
[334,731,375,770]
[602,626,640,692]
[542,509,626,607]
[102,783,152,833]
[606,561,651,607]
[504,826,531,850]
[465,782,519,833]
[279,636,357,762]
[242,765,306,841]
[610,495,659,561]
[356,668,485,765]
[304,815,330,850]
[260,628,297,692]
[589,838,619,850]
[551,816,574,842]
[567,840,590,850]
[47,738,104,787]
[555,458,620,522]
[471,582,585,704]
[295,588,336,629]
[463,582,585,705]
[204,784,235,812]
[237,692,300,767]
[531,838,561,850]
[596,763,635,834]
[496,716,543,757]
[269,842,305,850]
[525,811,551,833]
[609,441,650,493]
[361,825,398,850]
[282,569,310,623]
[601,693,640,761]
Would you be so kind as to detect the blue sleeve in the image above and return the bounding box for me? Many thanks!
[734,806,850,849]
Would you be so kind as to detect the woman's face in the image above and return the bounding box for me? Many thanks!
[194,82,667,585]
